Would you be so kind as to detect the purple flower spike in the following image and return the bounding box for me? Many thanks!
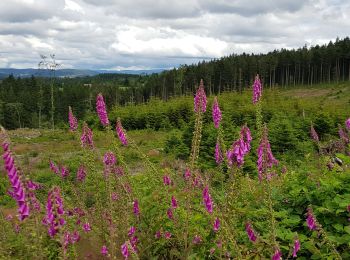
[164,231,172,239]
[116,119,128,146]
[27,180,41,190]
[212,97,222,128]
[163,175,171,186]
[306,208,317,231]
[213,217,220,232]
[292,239,300,258]
[76,165,86,182]
[49,160,60,175]
[272,249,282,260]
[171,196,178,209]
[68,106,78,131]
[133,200,140,216]
[167,208,174,220]
[128,226,136,236]
[202,186,213,214]
[101,245,108,256]
[215,141,223,164]
[155,231,162,239]
[192,235,202,244]
[184,168,191,180]
[103,151,116,166]
[227,125,252,168]
[81,123,94,148]
[83,222,91,232]
[194,79,207,113]
[339,125,349,143]
[121,242,129,259]
[252,74,262,104]
[60,166,69,178]
[245,222,257,242]
[2,141,30,221]
[96,93,109,126]
[346,118,350,131]
[257,126,278,181]
[43,187,65,237]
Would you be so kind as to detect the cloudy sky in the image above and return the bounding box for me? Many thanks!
[0,0,349,70]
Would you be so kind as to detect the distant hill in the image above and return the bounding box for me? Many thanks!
[0,68,165,79]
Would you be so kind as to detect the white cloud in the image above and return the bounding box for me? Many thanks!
[0,0,348,69]
[64,0,85,13]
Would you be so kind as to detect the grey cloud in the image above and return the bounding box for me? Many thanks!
[200,0,309,16]
[0,0,348,70]
[83,0,201,19]
[0,0,65,22]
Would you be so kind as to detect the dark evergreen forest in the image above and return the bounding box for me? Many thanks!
[1,37,350,129]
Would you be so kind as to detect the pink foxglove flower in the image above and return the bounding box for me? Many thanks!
[27,180,41,190]
[96,93,109,126]
[83,222,91,232]
[339,125,349,143]
[227,125,252,167]
[130,236,138,252]
[215,141,223,164]
[71,231,80,243]
[213,217,220,232]
[2,141,30,221]
[103,151,116,166]
[28,191,41,211]
[184,168,191,180]
[76,165,86,182]
[49,160,60,175]
[81,122,94,148]
[292,239,300,258]
[60,166,69,178]
[111,192,118,201]
[257,126,278,181]
[194,79,207,113]
[212,97,222,128]
[101,245,108,256]
[68,106,78,131]
[252,74,262,104]
[171,196,178,209]
[164,231,172,239]
[133,200,140,216]
[43,187,65,237]
[346,118,350,131]
[155,230,162,239]
[202,186,213,214]
[167,208,174,220]
[272,249,282,260]
[310,124,319,142]
[163,175,172,186]
[121,242,129,259]
[192,235,202,244]
[245,222,257,242]
[116,119,128,146]
[306,208,317,231]
[128,226,136,236]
